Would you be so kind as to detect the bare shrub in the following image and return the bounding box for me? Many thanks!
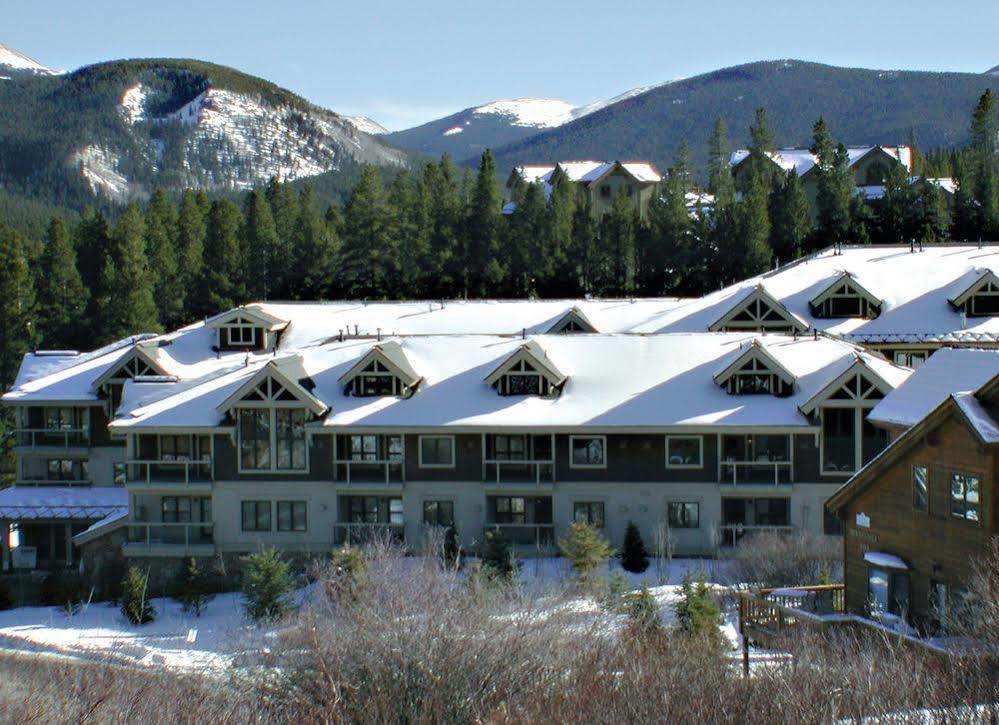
[724,532,842,589]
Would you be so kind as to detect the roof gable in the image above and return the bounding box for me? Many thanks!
[484,340,566,396]
[799,357,893,415]
[948,268,999,311]
[713,340,796,396]
[91,345,169,390]
[338,341,423,395]
[217,359,328,417]
[547,307,598,334]
[708,285,809,333]
[809,272,883,318]
[206,305,289,331]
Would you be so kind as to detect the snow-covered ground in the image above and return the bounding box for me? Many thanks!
[0,558,742,673]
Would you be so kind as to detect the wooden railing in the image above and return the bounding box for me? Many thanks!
[717,524,795,548]
[15,428,89,448]
[332,522,405,546]
[738,584,846,647]
[483,460,555,485]
[721,459,792,485]
[15,479,92,487]
[125,522,215,551]
[484,523,555,549]
[127,459,213,486]
[334,459,404,485]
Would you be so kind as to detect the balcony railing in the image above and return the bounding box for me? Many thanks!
[720,459,792,485]
[334,459,404,485]
[483,460,555,485]
[483,523,555,549]
[15,479,92,488]
[15,428,89,448]
[125,522,215,551]
[717,524,795,548]
[332,522,405,546]
[127,459,213,487]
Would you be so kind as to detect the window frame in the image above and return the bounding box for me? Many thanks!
[568,435,607,469]
[276,500,307,532]
[237,407,309,474]
[949,471,980,523]
[665,435,703,469]
[573,501,606,528]
[667,501,700,529]
[913,464,928,513]
[225,324,258,347]
[418,435,455,469]
[422,499,455,528]
[241,500,272,532]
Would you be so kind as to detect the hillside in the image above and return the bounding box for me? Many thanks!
[0,54,409,206]
[0,43,62,78]
[386,85,660,161]
[486,60,999,176]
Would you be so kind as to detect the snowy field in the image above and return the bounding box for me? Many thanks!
[0,558,743,673]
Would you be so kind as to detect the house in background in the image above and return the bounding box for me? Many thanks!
[505,160,662,220]
[825,349,999,634]
[729,145,915,219]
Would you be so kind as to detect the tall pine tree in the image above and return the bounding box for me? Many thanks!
[36,216,88,350]
[98,203,161,342]
[465,150,505,297]
[338,165,391,298]
[192,199,246,317]
[145,190,184,327]
[243,190,280,300]
[0,223,36,387]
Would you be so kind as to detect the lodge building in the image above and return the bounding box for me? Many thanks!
[4,243,999,576]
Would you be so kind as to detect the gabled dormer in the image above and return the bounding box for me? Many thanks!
[485,341,566,397]
[218,359,328,419]
[93,344,170,415]
[809,272,882,319]
[709,285,808,334]
[547,307,598,334]
[713,340,795,397]
[948,269,999,317]
[339,341,422,397]
[206,306,289,352]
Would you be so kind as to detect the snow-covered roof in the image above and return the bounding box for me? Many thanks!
[864,551,908,570]
[952,392,999,444]
[0,486,128,521]
[109,332,909,433]
[633,244,999,344]
[869,348,999,428]
[729,146,913,177]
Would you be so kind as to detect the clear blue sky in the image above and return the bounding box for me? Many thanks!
[8,0,999,131]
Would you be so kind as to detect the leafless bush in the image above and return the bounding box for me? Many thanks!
[723,532,841,589]
[948,536,999,643]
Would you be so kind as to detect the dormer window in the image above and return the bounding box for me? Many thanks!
[709,286,807,334]
[207,306,288,353]
[93,345,169,416]
[714,342,795,397]
[950,271,999,317]
[485,341,566,398]
[810,275,882,319]
[339,342,422,398]
[547,307,597,334]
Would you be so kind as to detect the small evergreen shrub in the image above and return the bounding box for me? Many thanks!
[620,521,650,574]
[559,521,614,585]
[242,547,295,622]
[675,574,723,650]
[174,558,214,616]
[602,570,631,612]
[442,526,462,570]
[478,529,518,583]
[121,567,155,625]
[324,546,368,602]
[38,570,85,608]
[625,584,661,630]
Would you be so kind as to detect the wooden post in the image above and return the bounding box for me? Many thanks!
[742,634,750,677]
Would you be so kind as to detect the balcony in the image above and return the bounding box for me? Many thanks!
[15,428,89,450]
[482,460,555,487]
[720,459,792,486]
[334,459,404,487]
[15,479,92,488]
[123,522,215,556]
[483,523,555,550]
[717,524,795,548]
[126,460,213,490]
[332,522,405,546]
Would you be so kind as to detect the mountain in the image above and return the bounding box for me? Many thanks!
[385,86,663,161]
[487,60,999,177]
[344,115,389,135]
[987,65,999,76]
[0,54,408,206]
[0,43,63,78]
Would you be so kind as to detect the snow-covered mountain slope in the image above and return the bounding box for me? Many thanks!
[0,58,410,204]
[987,64,999,77]
[0,43,63,78]
[344,115,389,135]
[385,84,665,161]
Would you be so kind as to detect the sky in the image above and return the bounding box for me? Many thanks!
[7,0,999,131]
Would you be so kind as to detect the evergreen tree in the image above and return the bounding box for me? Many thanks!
[675,574,723,650]
[815,137,853,245]
[600,192,638,295]
[912,180,951,244]
[176,190,207,316]
[620,521,650,574]
[121,566,155,625]
[878,161,914,244]
[479,529,518,583]
[736,174,773,277]
[74,206,111,337]
[768,170,811,262]
[646,143,693,294]
[568,197,598,295]
[387,170,430,298]
[426,156,464,297]
[558,521,614,586]
[545,177,577,296]
[36,216,88,350]
[291,185,339,299]
[0,224,36,387]
[98,203,161,342]
[745,107,777,191]
[465,150,505,297]
[847,194,874,246]
[173,557,214,616]
[507,181,549,296]
[970,89,998,158]
[952,154,979,240]
[192,199,246,317]
[264,177,298,286]
[707,117,735,208]
[338,165,391,298]
[243,189,280,300]
[144,190,183,327]
[242,547,294,622]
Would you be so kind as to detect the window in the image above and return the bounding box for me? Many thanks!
[570,436,606,468]
[491,496,552,525]
[419,435,454,468]
[238,408,308,472]
[493,434,527,461]
[950,472,980,522]
[507,373,541,395]
[868,567,910,617]
[113,462,127,485]
[913,465,928,512]
[275,409,306,470]
[423,500,455,528]
[239,410,271,470]
[721,355,792,396]
[667,502,699,529]
[352,359,403,396]
[493,359,553,396]
[811,280,880,319]
[573,501,605,527]
[162,496,192,523]
[348,435,378,461]
[225,325,257,347]
[755,497,789,526]
[822,408,855,473]
[665,436,702,468]
[277,501,307,532]
[241,501,271,531]
[160,435,192,462]
[45,407,76,431]
[600,184,611,198]
[47,459,75,481]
